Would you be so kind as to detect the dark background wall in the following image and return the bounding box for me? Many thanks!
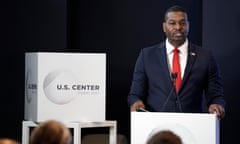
[203,1,240,143]
[2,0,239,144]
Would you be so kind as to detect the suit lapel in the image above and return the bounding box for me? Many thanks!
[180,43,197,91]
[158,43,173,88]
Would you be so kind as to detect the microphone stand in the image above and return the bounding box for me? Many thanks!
[160,73,178,111]
[173,73,182,112]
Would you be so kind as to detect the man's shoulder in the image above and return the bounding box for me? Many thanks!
[142,42,165,52]
[190,43,203,50]
[190,43,212,53]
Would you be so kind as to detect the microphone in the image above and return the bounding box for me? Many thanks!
[171,73,177,80]
[160,73,178,111]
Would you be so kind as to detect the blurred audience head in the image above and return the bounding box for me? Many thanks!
[146,130,182,144]
[0,138,19,144]
[30,119,72,144]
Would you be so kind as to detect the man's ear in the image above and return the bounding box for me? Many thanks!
[162,22,166,32]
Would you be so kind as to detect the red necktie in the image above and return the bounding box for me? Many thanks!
[172,48,181,92]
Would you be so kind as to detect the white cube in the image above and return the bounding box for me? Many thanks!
[25,52,106,122]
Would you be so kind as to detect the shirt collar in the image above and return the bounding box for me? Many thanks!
[166,38,188,55]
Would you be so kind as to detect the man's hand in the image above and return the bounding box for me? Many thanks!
[208,104,225,120]
[130,100,145,112]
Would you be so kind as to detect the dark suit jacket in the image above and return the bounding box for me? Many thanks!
[128,41,225,112]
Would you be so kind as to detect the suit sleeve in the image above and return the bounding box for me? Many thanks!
[128,50,148,106]
[205,51,226,108]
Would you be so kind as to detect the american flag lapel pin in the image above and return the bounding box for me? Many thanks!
[190,52,196,56]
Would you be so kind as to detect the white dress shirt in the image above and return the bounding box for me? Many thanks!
[166,39,188,79]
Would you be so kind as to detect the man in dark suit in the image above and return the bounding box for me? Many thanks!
[128,5,225,119]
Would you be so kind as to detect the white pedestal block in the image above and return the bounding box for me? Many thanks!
[22,120,117,144]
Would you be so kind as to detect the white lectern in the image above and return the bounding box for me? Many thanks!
[131,112,219,144]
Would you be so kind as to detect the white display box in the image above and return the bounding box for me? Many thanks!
[131,112,220,144]
[25,52,106,122]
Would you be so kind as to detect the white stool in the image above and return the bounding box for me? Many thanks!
[22,120,117,144]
